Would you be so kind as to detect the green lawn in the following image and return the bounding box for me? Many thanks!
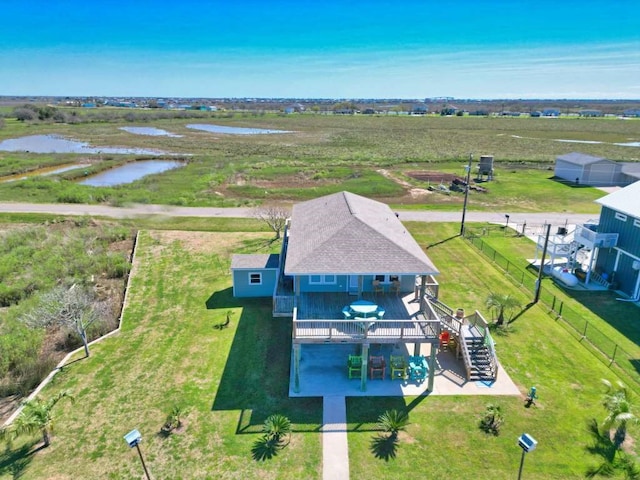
[0,230,322,479]
[1,224,637,479]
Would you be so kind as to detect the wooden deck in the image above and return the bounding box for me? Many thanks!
[293,292,440,344]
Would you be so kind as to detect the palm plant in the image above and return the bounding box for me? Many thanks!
[479,403,504,435]
[262,414,291,443]
[164,404,187,431]
[377,409,409,439]
[601,379,638,448]
[485,292,521,326]
[12,390,74,447]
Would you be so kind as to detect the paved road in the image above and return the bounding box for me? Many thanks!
[0,201,596,226]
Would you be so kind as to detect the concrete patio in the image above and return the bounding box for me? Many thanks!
[289,341,521,398]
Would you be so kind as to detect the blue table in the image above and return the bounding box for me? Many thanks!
[347,300,385,319]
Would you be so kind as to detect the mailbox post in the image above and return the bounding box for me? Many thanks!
[517,433,537,480]
[124,429,151,480]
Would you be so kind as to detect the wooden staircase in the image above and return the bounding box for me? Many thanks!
[458,324,498,382]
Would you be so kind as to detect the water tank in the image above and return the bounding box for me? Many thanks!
[478,155,494,175]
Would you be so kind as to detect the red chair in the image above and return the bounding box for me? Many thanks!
[439,330,451,350]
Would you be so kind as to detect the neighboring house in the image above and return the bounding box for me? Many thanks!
[554,152,623,186]
[410,105,428,115]
[590,182,640,300]
[579,109,603,117]
[232,191,500,394]
[230,254,279,298]
[284,103,305,114]
[542,108,561,116]
[623,109,640,118]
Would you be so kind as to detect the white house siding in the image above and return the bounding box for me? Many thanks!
[584,162,623,186]
[554,160,582,183]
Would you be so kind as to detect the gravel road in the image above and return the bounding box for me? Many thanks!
[0,202,596,226]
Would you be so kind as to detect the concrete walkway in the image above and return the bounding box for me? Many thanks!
[322,396,349,480]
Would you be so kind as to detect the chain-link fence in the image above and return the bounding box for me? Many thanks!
[464,231,639,388]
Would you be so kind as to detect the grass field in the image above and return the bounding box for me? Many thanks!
[0,114,636,210]
[1,223,637,479]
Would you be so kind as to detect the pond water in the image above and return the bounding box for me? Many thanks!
[511,135,640,148]
[79,160,185,187]
[0,134,166,155]
[120,126,182,137]
[186,124,292,135]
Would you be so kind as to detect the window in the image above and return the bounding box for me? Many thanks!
[374,274,400,284]
[615,212,627,222]
[249,272,262,285]
[309,275,336,285]
[634,219,640,228]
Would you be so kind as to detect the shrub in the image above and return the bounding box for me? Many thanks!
[479,403,504,435]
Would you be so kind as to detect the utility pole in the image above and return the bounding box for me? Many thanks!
[534,224,551,303]
[460,153,473,236]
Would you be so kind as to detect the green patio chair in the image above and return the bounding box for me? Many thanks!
[347,354,363,379]
[390,355,407,380]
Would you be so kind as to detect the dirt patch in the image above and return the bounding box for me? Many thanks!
[377,168,412,188]
[148,230,272,256]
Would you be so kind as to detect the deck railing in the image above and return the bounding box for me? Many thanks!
[293,317,440,343]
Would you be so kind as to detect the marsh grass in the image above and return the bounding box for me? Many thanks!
[0,115,633,210]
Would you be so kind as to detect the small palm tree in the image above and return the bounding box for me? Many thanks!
[12,390,74,447]
[164,404,187,431]
[263,414,291,443]
[377,409,409,439]
[485,292,521,326]
[601,379,638,448]
[479,403,504,435]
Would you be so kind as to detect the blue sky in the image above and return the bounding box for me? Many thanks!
[1,1,639,99]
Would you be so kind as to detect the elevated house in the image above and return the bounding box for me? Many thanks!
[232,191,499,394]
[537,181,640,301]
[591,182,640,300]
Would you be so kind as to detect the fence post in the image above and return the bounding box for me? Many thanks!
[506,260,510,273]
[492,249,496,261]
[583,322,588,339]
[521,271,525,285]
[551,296,556,312]
[558,301,563,317]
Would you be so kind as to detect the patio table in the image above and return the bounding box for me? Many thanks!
[349,300,379,318]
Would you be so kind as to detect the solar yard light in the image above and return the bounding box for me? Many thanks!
[124,429,151,480]
[517,433,538,480]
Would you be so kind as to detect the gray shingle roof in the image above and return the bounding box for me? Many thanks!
[556,152,609,166]
[596,181,640,219]
[621,162,640,179]
[231,254,279,270]
[284,191,439,275]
